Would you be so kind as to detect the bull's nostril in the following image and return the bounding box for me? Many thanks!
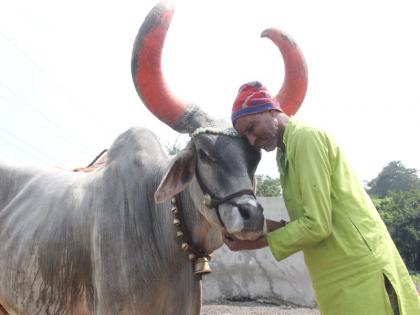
[238,206,250,220]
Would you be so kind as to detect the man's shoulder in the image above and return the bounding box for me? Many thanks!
[285,118,340,166]
[287,117,336,148]
[288,117,325,138]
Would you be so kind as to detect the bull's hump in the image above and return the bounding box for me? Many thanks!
[107,127,167,166]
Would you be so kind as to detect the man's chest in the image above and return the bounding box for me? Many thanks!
[280,165,303,220]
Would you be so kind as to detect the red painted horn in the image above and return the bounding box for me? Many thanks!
[261,29,308,116]
[131,2,190,128]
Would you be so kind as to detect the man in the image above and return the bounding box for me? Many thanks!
[224,81,420,315]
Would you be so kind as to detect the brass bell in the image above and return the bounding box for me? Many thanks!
[176,230,184,238]
[173,218,181,226]
[193,256,212,276]
[171,206,178,214]
[171,197,177,205]
[202,194,213,208]
[181,242,189,251]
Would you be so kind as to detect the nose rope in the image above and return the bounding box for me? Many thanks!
[210,190,256,208]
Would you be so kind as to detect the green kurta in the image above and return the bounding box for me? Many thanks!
[266,117,420,315]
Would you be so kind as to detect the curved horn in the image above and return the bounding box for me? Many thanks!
[261,29,308,116]
[131,2,213,133]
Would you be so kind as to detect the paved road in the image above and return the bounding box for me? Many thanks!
[202,301,319,315]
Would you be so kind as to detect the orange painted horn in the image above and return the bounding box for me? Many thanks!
[261,29,308,115]
[131,2,192,129]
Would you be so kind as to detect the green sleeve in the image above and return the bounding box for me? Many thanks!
[267,130,334,261]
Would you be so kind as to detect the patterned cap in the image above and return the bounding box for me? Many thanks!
[231,81,281,124]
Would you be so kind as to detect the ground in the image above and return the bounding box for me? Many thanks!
[201,300,319,315]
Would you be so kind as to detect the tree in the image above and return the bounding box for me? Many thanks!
[255,175,281,197]
[376,189,420,270]
[368,160,420,270]
[367,161,420,198]
[164,137,184,156]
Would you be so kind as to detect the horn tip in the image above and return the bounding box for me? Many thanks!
[261,28,278,38]
[260,29,269,38]
[159,0,174,11]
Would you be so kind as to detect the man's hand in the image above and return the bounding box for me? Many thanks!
[223,219,288,252]
[223,233,268,252]
[266,219,288,233]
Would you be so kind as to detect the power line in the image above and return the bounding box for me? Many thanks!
[0,30,48,76]
[0,127,62,165]
[0,31,103,155]
[0,81,93,155]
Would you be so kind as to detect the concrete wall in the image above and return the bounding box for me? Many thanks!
[202,197,316,307]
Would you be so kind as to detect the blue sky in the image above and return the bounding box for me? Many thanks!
[1,0,419,182]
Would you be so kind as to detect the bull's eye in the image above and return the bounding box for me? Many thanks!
[198,149,215,163]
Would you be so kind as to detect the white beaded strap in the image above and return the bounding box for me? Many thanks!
[190,127,240,138]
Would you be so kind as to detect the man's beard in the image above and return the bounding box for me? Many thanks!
[262,141,277,152]
[256,131,278,152]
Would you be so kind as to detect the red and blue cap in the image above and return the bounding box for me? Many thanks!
[231,81,281,125]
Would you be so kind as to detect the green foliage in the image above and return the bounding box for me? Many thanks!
[367,160,420,198]
[369,161,420,270]
[376,189,420,270]
[255,175,281,197]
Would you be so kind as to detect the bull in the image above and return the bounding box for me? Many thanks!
[0,2,307,315]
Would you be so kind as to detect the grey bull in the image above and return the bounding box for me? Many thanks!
[0,1,308,315]
[0,125,263,315]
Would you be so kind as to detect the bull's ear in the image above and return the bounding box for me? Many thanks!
[154,146,196,203]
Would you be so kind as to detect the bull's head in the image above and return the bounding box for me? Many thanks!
[131,2,307,241]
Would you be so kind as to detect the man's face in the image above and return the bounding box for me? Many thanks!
[234,111,279,152]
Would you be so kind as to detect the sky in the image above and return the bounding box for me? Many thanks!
[0,0,419,183]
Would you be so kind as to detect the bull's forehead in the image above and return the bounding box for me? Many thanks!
[193,133,261,181]
[194,133,260,160]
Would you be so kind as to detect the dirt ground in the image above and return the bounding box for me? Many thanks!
[201,300,319,315]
